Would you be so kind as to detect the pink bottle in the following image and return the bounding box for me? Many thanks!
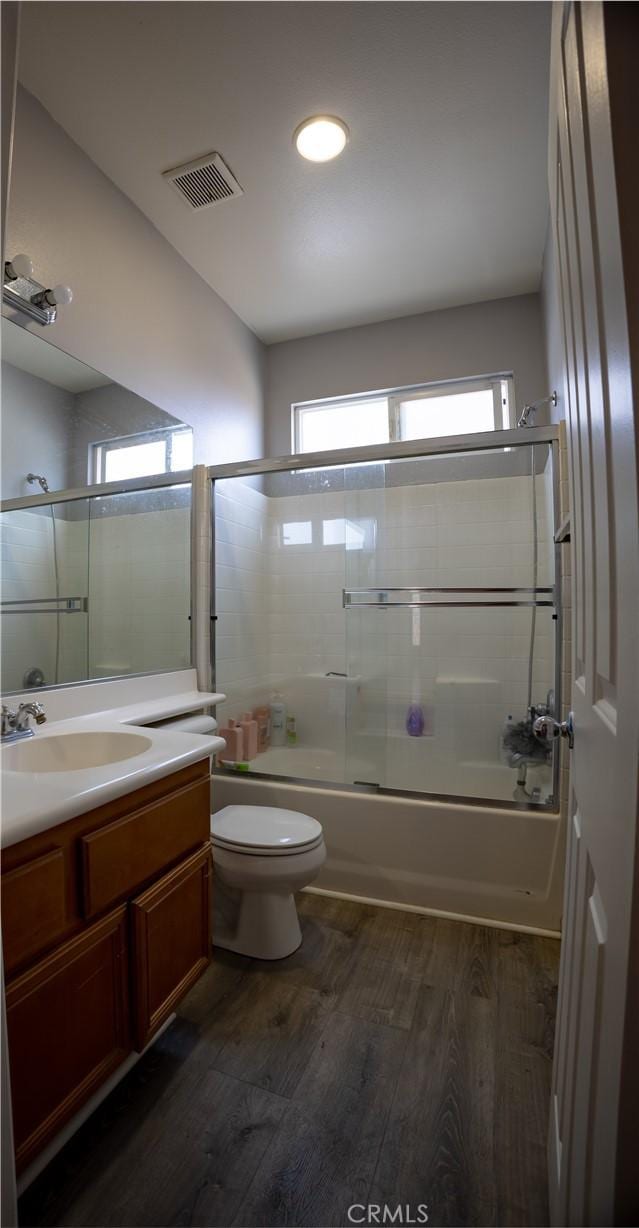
[218,717,244,762]
[240,712,259,760]
[253,705,271,751]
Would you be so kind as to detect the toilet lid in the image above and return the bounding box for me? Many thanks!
[211,805,322,851]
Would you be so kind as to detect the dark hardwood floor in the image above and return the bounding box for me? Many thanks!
[18,894,559,1228]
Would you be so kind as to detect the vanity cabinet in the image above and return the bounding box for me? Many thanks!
[1,758,212,1173]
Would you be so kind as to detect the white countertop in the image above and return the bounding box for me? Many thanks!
[1,686,226,849]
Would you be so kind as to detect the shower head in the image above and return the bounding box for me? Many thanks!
[26,473,49,492]
[517,391,558,428]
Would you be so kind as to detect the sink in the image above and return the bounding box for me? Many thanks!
[2,730,153,773]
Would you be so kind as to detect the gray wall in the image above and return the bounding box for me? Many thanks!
[1,361,73,498]
[265,292,548,455]
[5,87,265,466]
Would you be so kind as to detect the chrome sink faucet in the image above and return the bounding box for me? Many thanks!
[1,702,47,743]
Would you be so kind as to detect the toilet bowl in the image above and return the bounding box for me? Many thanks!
[210,804,326,960]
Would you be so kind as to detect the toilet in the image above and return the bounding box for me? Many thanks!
[210,805,326,960]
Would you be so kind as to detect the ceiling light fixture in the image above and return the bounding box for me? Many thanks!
[293,116,349,162]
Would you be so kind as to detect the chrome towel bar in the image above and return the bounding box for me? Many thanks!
[343,587,555,609]
[1,597,88,613]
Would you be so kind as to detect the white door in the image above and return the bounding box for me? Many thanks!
[548,3,639,1223]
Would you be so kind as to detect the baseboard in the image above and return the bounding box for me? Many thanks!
[302,885,561,939]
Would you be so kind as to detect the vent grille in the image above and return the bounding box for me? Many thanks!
[163,153,243,211]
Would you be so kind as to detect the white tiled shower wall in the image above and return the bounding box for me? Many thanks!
[215,462,556,797]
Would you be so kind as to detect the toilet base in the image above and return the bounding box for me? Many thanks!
[214,889,303,960]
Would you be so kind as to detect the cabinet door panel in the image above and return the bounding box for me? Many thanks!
[132,844,211,1050]
[5,906,130,1173]
[81,776,210,918]
[1,847,67,976]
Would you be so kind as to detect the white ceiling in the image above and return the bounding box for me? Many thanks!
[2,318,112,392]
[18,2,551,344]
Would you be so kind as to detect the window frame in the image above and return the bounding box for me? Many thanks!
[292,373,514,455]
[90,425,194,484]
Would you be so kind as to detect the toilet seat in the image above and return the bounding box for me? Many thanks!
[211,805,323,857]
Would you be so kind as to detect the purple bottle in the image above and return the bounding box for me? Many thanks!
[406,703,425,736]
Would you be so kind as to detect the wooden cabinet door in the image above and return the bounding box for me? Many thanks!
[81,774,211,919]
[131,844,211,1050]
[1,847,67,977]
[5,906,130,1173]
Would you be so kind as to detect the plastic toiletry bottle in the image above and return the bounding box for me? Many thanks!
[218,717,244,762]
[406,703,425,736]
[286,715,297,746]
[270,693,287,746]
[253,705,271,750]
[240,712,259,760]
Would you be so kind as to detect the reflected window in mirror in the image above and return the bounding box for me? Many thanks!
[1,317,194,498]
[91,425,193,483]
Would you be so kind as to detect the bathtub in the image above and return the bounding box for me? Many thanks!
[211,750,565,935]
[230,742,552,802]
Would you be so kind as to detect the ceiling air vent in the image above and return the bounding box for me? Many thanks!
[162,153,243,211]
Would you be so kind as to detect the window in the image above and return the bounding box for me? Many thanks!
[91,426,194,484]
[293,375,512,455]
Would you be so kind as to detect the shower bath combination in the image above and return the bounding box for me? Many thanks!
[211,423,565,931]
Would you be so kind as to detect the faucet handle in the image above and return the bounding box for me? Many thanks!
[532,711,574,750]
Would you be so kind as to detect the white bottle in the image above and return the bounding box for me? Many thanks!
[270,693,287,746]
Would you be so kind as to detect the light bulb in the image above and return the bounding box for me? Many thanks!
[8,253,34,279]
[294,116,349,162]
[52,284,73,306]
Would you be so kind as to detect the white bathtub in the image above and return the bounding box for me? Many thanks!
[211,755,565,935]
[235,742,552,801]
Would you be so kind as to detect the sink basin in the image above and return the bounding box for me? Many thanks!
[2,730,153,773]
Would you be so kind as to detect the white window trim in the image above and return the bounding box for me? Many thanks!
[90,425,193,484]
[292,372,514,454]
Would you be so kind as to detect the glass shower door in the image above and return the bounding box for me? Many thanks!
[343,442,557,804]
[343,462,390,787]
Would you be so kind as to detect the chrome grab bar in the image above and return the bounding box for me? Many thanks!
[343,586,555,609]
[1,597,88,613]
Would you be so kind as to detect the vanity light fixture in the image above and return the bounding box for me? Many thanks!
[293,115,349,162]
[3,253,73,326]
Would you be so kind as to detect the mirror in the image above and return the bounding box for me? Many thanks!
[1,320,193,691]
[1,318,193,499]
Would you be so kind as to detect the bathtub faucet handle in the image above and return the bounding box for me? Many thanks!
[532,711,574,750]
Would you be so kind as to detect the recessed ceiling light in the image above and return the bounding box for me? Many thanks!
[293,116,349,162]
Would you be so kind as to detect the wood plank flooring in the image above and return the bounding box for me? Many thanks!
[18,895,559,1228]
